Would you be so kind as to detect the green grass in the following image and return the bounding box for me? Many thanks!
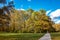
[0,33,45,40]
[51,32,60,40]
[0,32,60,40]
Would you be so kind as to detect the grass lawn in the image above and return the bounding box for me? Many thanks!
[0,33,60,40]
[51,32,60,40]
[0,33,45,40]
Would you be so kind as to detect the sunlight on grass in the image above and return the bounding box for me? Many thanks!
[51,32,60,40]
[0,33,44,40]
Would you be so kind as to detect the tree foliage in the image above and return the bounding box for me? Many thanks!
[53,24,60,32]
[0,0,14,32]
[0,5,57,33]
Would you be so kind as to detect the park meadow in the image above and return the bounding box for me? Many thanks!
[0,0,60,40]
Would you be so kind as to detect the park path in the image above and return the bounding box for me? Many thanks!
[39,33,51,40]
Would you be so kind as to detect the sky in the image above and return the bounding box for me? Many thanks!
[0,0,60,24]
[12,0,60,11]
[13,0,60,24]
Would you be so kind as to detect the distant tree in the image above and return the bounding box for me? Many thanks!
[53,24,60,32]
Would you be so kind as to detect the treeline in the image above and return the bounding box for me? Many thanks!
[1,8,60,33]
[0,0,60,33]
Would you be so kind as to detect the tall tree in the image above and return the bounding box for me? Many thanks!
[0,0,14,32]
[39,9,55,32]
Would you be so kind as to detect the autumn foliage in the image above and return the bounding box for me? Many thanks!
[0,0,59,33]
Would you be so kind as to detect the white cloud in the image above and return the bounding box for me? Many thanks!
[20,8,25,10]
[16,4,25,11]
[16,9,20,10]
[50,9,60,19]
[27,0,31,2]
[46,10,51,15]
[49,9,60,24]
[16,8,25,11]
[55,20,60,24]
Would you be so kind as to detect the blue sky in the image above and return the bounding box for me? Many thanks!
[0,0,60,11]
[0,0,60,23]
[13,0,60,11]
[13,0,60,23]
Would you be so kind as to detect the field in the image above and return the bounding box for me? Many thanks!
[0,33,59,40]
[0,33,44,40]
[51,32,60,40]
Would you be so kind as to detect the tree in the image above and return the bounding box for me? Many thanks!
[25,9,54,33]
[39,9,55,32]
[9,9,30,33]
[9,9,22,32]
[26,11,42,33]
[27,8,34,14]
[0,0,14,32]
[53,24,60,32]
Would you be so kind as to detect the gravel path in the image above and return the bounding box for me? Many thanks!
[39,33,51,40]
